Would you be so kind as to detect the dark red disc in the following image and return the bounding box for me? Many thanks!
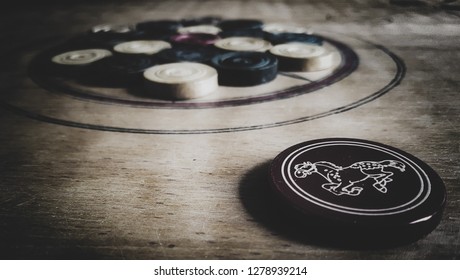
[170,33,220,46]
[269,138,446,244]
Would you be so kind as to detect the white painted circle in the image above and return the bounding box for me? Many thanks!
[143,62,218,100]
[270,43,325,58]
[281,140,431,216]
[144,62,216,84]
[178,25,222,35]
[214,37,272,52]
[263,23,311,34]
[113,40,171,55]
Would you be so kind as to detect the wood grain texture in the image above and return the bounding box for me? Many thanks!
[0,0,459,259]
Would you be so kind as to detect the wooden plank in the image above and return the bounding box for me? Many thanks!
[0,0,459,259]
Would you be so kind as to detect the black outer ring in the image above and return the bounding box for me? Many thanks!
[85,55,157,87]
[269,138,446,241]
[210,51,278,87]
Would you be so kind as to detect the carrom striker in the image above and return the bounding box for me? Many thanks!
[269,138,446,245]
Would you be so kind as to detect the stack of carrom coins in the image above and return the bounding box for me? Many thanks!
[45,17,337,100]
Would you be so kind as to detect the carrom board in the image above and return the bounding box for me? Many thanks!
[0,0,459,259]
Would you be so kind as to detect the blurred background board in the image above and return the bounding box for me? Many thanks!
[0,0,459,259]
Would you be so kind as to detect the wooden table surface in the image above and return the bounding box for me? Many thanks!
[0,0,459,259]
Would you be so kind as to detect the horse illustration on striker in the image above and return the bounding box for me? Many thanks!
[293,160,406,196]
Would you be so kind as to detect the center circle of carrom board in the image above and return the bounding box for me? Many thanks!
[28,35,356,109]
[4,33,405,134]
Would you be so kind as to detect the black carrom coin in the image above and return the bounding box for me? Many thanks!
[265,32,324,45]
[156,46,218,64]
[218,29,265,38]
[218,19,264,38]
[210,51,278,87]
[218,19,263,31]
[269,138,446,247]
[87,54,156,86]
[135,20,182,37]
[65,25,144,49]
[181,16,222,26]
